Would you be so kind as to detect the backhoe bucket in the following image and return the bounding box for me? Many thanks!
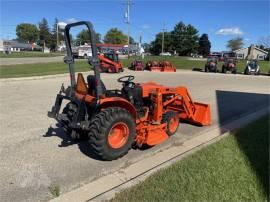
[191,102,211,126]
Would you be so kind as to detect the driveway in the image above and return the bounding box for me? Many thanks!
[0,70,269,201]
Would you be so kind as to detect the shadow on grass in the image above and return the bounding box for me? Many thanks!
[216,90,269,196]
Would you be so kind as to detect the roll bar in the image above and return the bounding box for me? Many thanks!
[63,21,103,98]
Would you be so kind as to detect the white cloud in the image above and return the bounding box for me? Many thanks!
[244,38,251,41]
[216,27,243,35]
[66,18,79,23]
[142,24,150,29]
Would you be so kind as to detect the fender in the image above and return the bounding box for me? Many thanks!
[99,97,136,119]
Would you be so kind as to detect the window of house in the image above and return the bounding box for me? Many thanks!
[237,53,244,59]
[257,55,264,60]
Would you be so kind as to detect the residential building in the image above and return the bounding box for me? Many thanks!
[0,40,42,52]
[234,45,268,60]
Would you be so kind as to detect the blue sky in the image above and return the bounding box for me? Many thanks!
[0,0,269,51]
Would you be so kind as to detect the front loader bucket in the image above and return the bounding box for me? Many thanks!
[150,66,162,72]
[163,67,176,72]
[191,102,211,126]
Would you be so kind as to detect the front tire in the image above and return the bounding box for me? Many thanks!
[88,107,136,160]
[162,111,180,136]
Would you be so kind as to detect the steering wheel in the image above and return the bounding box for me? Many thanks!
[117,75,135,83]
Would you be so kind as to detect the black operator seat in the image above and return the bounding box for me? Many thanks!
[87,75,106,96]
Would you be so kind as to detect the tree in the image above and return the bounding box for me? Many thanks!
[257,36,270,49]
[76,29,101,45]
[16,23,39,43]
[226,37,244,51]
[257,36,270,60]
[142,43,151,53]
[198,34,211,57]
[38,18,52,48]
[104,28,127,44]
[129,36,136,45]
[150,32,173,55]
[50,18,64,51]
[171,22,199,56]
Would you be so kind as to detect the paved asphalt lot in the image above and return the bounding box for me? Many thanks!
[0,56,64,66]
[0,70,269,201]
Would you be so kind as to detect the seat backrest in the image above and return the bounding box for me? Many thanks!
[87,75,106,96]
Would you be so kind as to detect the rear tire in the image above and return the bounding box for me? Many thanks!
[222,66,226,73]
[62,102,82,140]
[88,107,136,160]
[162,111,179,136]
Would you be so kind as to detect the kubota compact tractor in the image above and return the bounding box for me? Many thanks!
[129,60,144,71]
[222,58,237,74]
[145,60,176,72]
[98,51,123,73]
[205,57,218,72]
[48,21,211,160]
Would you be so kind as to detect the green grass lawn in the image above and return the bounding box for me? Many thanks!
[0,51,64,58]
[111,115,269,202]
[0,56,269,78]
[0,60,89,78]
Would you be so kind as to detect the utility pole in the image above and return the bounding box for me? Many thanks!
[161,23,166,55]
[56,24,59,49]
[124,0,132,58]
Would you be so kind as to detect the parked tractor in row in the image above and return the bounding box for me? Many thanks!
[204,57,238,74]
[130,60,176,72]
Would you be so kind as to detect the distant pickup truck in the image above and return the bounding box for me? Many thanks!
[160,52,172,56]
[73,45,92,59]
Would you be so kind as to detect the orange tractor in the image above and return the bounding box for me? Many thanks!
[48,21,211,160]
[129,60,144,71]
[145,60,176,72]
[98,51,124,73]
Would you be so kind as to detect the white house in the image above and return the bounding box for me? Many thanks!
[234,45,268,60]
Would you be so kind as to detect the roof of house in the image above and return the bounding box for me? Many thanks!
[234,46,268,54]
[4,40,41,49]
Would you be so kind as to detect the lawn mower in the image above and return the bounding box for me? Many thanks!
[222,58,237,74]
[145,60,176,72]
[244,59,260,75]
[129,60,144,71]
[205,57,218,72]
[98,50,123,73]
[48,21,211,160]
